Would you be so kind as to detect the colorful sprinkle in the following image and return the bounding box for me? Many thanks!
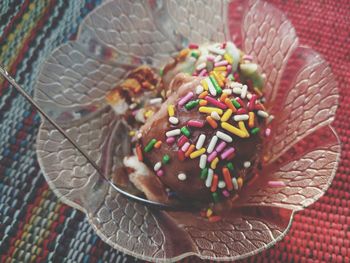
[195,134,206,149]
[195,85,204,94]
[188,120,204,128]
[208,46,225,55]
[189,43,199,49]
[178,150,185,161]
[216,130,233,142]
[210,157,219,169]
[199,154,207,169]
[176,136,188,149]
[200,167,208,180]
[178,92,194,106]
[185,144,195,157]
[220,92,228,102]
[185,100,199,110]
[198,69,208,77]
[214,55,223,62]
[243,161,251,168]
[211,192,220,203]
[200,79,209,91]
[238,121,250,137]
[221,122,247,138]
[181,142,190,152]
[154,140,162,149]
[205,169,214,187]
[237,177,243,188]
[214,60,229,67]
[215,141,227,153]
[154,162,162,171]
[166,136,175,145]
[232,177,238,190]
[205,96,227,109]
[149,97,163,105]
[224,53,233,64]
[167,105,175,117]
[190,148,206,159]
[206,77,217,96]
[222,190,230,197]
[265,128,271,137]
[248,112,255,128]
[231,99,241,109]
[221,147,235,160]
[144,138,157,152]
[233,114,249,121]
[199,99,207,106]
[169,116,179,125]
[241,84,248,99]
[210,111,221,121]
[207,136,218,154]
[208,151,218,162]
[224,98,237,112]
[211,174,219,192]
[221,109,233,122]
[196,62,207,71]
[156,169,164,177]
[227,162,234,172]
[218,181,226,189]
[199,106,223,115]
[198,91,208,99]
[206,208,213,217]
[206,116,218,128]
[209,75,222,95]
[136,144,143,161]
[257,110,269,118]
[222,167,233,190]
[166,129,181,137]
[180,126,191,137]
[178,173,187,181]
[162,154,170,164]
[251,127,260,135]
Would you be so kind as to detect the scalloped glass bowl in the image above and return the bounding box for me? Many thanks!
[34,0,340,261]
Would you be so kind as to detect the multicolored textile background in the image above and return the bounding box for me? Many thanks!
[0,1,349,262]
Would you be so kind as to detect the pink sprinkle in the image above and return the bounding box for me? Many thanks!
[268,181,285,187]
[207,55,215,62]
[192,72,198,76]
[205,96,227,109]
[243,54,253,61]
[235,97,244,107]
[177,135,188,147]
[207,151,218,162]
[248,95,257,111]
[178,92,194,106]
[181,142,190,152]
[156,170,164,177]
[215,141,227,153]
[255,103,264,110]
[222,190,230,197]
[265,128,271,137]
[198,69,208,77]
[166,137,175,145]
[221,147,235,160]
[214,60,228,67]
[189,43,199,49]
[226,64,232,73]
[237,108,247,115]
[187,120,204,128]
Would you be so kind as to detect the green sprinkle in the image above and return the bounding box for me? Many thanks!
[162,154,170,164]
[231,99,241,109]
[227,162,234,172]
[251,127,260,135]
[200,168,208,180]
[159,68,164,76]
[185,100,199,110]
[144,139,157,152]
[190,51,200,59]
[209,75,222,95]
[180,126,191,137]
[212,192,220,203]
[228,74,234,81]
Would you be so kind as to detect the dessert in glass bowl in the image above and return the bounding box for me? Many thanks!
[35,0,340,261]
[105,41,273,214]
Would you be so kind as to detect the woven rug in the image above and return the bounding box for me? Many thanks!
[0,1,349,262]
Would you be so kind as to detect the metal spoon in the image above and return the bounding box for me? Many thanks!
[0,64,191,210]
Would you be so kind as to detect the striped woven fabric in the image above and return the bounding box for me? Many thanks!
[0,1,349,262]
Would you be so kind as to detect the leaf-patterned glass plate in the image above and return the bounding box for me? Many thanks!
[34,0,340,261]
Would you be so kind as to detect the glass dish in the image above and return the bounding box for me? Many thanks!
[34,0,340,261]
